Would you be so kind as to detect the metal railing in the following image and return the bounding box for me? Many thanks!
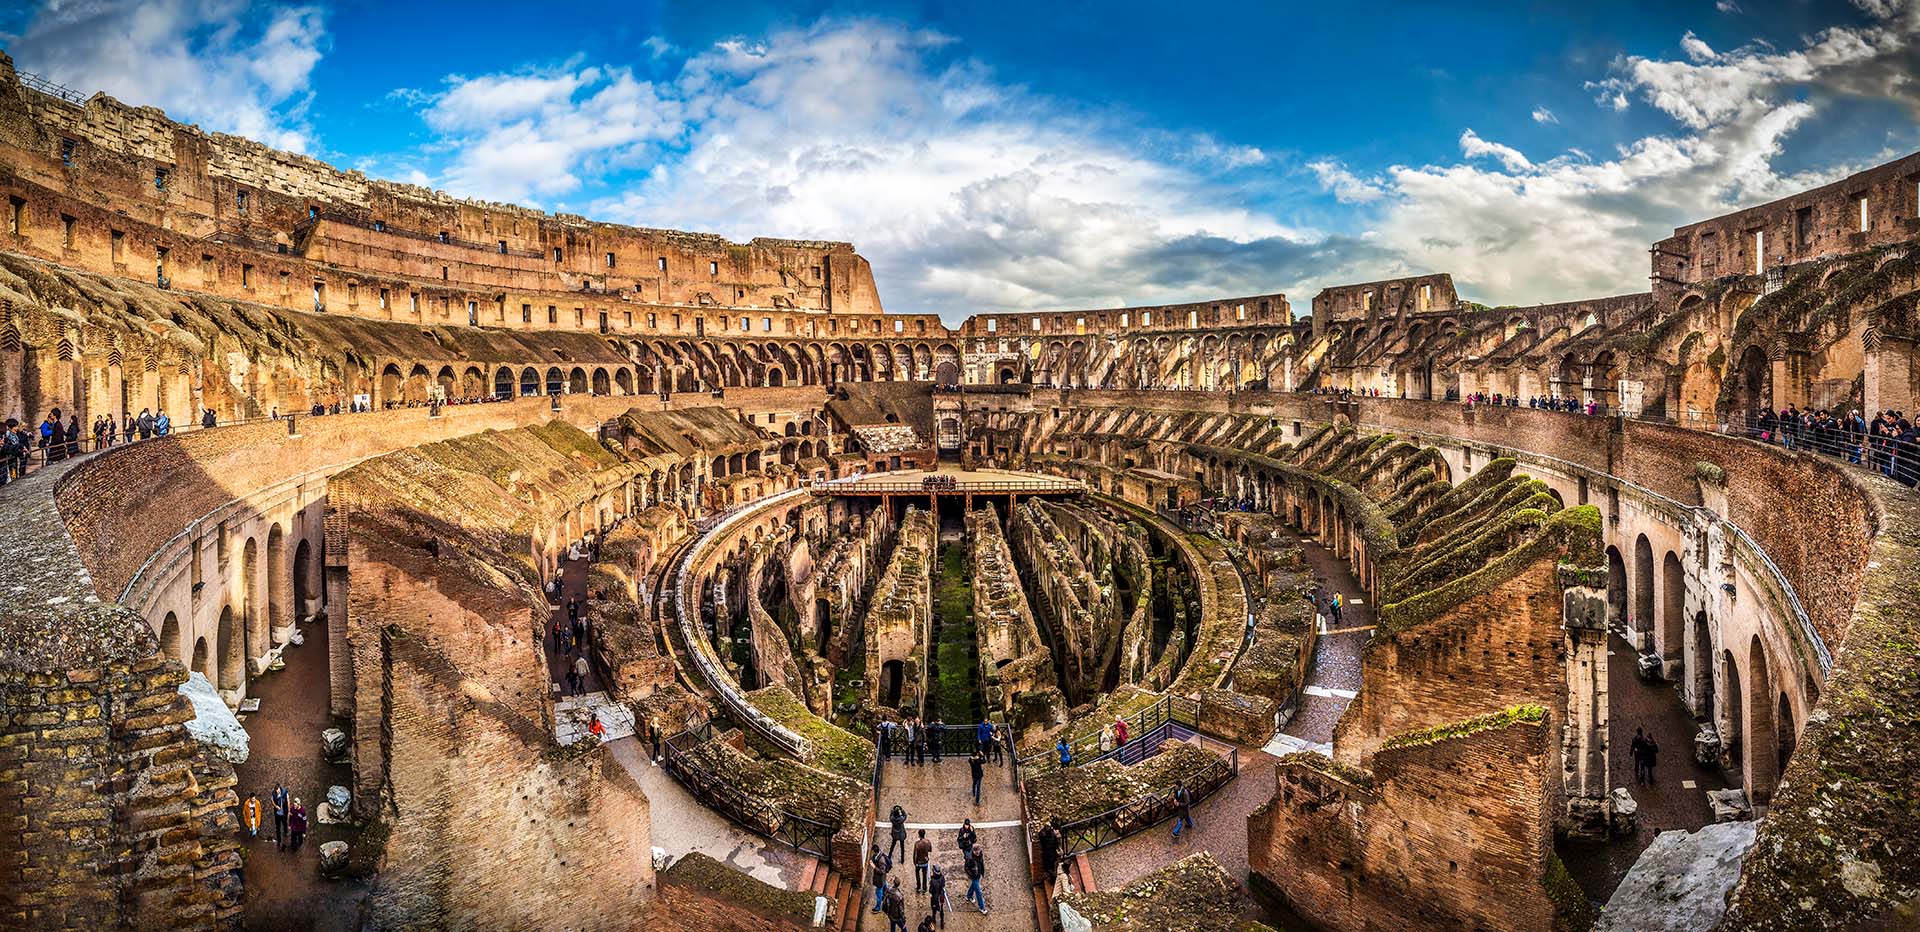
[17,69,89,106]
[809,476,1087,495]
[1052,728,1239,857]
[1017,693,1200,775]
[661,722,839,864]
[672,487,814,756]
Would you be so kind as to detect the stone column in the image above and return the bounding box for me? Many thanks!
[1561,567,1612,838]
[1863,328,1916,416]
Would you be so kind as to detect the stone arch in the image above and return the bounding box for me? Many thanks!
[1724,647,1744,769]
[1735,344,1771,423]
[461,365,487,399]
[568,367,588,394]
[1632,534,1654,640]
[379,363,403,403]
[159,611,181,663]
[592,367,611,395]
[495,366,515,399]
[1746,634,1779,802]
[546,367,564,395]
[292,538,315,622]
[1605,545,1627,628]
[520,367,540,397]
[615,368,634,394]
[267,525,287,635]
[1660,550,1685,670]
[217,605,242,691]
[1693,610,1715,721]
[435,365,457,400]
[241,536,263,666]
[191,636,212,682]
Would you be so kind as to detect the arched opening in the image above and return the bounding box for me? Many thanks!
[1632,534,1654,641]
[495,367,515,399]
[1661,551,1685,671]
[217,605,242,691]
[615,368,634,394]
[1724,648,1744,770]
[241,537,262,665]
[934,360,959,387]
[1737,345,1771,423]
[1693,610,1715,721]
[267,525,287,638]
[546,367,564,395]
[569,367,588,394]
[768,368,784,387]
[191,636,211,681]
[1746,635,1778,802]
[591,368,610,395]
[816,599,833,654]
[1776,691,1796,776]
[520,367,540,397]
[379,364,403,404]
[880,659,905,709]
[1605,545,1627,627]
[159,612,180,663]
[292,538,314,623]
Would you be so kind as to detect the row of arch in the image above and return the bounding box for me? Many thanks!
[155,526,320,695]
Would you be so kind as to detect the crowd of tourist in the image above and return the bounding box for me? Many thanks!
[868,814,991,928]
[0,406,189,484]
[1750,406,1920,485]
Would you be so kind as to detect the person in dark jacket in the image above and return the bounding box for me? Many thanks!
[881,877,907,932]
[288,798,308,851]
[202,408,217,429]
[926,865,949,929]
[1038,820,1061,885]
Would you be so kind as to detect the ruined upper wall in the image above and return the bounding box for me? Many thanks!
[1653,151,1920,304]
[1312,273,1458,330]
[0,52,884,321]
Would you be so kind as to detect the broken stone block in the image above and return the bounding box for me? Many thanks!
[327,784,350,814]
[1635,652,1664,681]
[287,626,306,647]
[1694,726,1722,767]
[318,840,350,879]
[320,727,348,762]
[1564,795,1610,840]
[1610,786,1639,836]
[177,671,250,763]
[1708,788,1751,823]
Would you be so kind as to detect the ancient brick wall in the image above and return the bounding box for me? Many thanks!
[1249,713,1556,932]
[0,608,241,931]
[650,853,818,932]
[367,634,652,930]
[1332,556,1569,767]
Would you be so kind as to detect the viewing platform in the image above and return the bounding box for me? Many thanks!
[806,467,1085,497]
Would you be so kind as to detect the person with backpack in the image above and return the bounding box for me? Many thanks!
[868,844,891,913]
[968,749,985,805]
[882,876,908,932]
[271,783,290,850]
[1171,780,1195,839]
[963,844,987,914]
[1056,736,1072,768]
[956,819,976,861]
[929,718,946,762]
[888,803,908,862]
[1329,593,1344,625]
[927,864,949,929]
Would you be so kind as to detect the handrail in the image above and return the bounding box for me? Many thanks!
[673,487,813,756]
[660,723,839,864]
[809,477,1086,495]
[1050,727,1239,857]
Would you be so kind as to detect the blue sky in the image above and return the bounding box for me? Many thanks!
[4,1,1917,321]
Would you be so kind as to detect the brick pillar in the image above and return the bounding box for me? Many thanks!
[1863,329,1916,416]
[1560,569,1611,839]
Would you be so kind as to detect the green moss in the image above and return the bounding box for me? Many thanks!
[1544,851,1598,932]
[1694,461,1727,487]
[1379,506,1601,633]
[746,686,876,779]
[1380,704,1546,751]
[661,852,819,919]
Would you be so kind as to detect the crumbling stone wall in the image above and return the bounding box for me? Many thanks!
[863,505,934,714]
[0,608,242,931]
[1249,709,1564,932]
[968,504,1066,737]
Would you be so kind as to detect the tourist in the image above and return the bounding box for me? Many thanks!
[1056,736,1072,768]
[927,864,949,929]
[1037,820,1061,885]
[288,798,308,851]
[588,713,606,743]
[913,829,932,892]
[964,844,988,914]
[271,783,290,850]
[991,723,1007,765]
[913,717,927,766]
[202,408,217,429]
[1113,715,1129,751]
[92,415,107,450]
[137,408,153,439]
[65,412,80,457]
[1329,592,1344,625]
[154,410,171,437]
[573,655,589,695]
[973,720,992,761]
[956,819,977,861]
[902,718,918,768]
[917,914,937,932]
[1171,780,1195,840]
[649,720,663,763]
[121,413,134,445]
[969,749,985,805]
[880,718,898,761]
[241,792,262,839]
[882,877,908,932]
[1631,728,1660,784]
[1099,723,1114,755]
[888,803,909,862]
[929,718,946,762]
[868,844,891,913]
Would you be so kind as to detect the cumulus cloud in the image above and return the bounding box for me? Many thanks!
[1717,0,1742,13]
[1309,159,1385,203]
[399,19,1372,319]
[1358,4,1920,304]
[1531,106,1559,124]
[2,0,327,152]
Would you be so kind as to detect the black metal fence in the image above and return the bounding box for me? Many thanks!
[1052,725,1239,857]
[1018,693,1200,775]
[660,722,840,865]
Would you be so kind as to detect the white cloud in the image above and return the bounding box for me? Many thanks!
[1680,31,1719,63]
[399,19,1372,319]
[1531,106,1559,124]
[1458,129,1534,171]
[3,0,327,152]
[1309,159,1385,203]
[1716,0,1742,14]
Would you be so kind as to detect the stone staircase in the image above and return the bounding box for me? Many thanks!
[801,858,863,931]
